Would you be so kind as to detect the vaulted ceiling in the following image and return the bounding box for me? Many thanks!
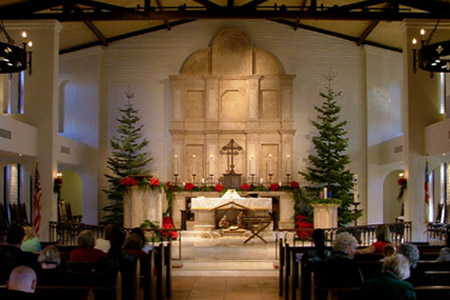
[1,0,449,54]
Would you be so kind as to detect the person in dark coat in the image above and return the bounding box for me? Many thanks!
[397,243,432,287]
[6,265,37,299]
[0,224,38,283]
[362,254,416,300]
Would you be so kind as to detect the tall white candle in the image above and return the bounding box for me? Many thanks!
[174,155,179,175]
[353,174,359,202]
[260,178,264,184]
[286,154,291,175]
[268,154,273,175]
[209,154,215,176]
[250,155,255,175]
[192,154,196,175]
[324,187,328,199]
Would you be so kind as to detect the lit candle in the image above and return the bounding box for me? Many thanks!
[268,154,273,175]
[250,155,255,175]
[260,178,264,184]
[192,154,196,175]
[353,174,359,202]
[324,187,328,199]
[286,154,291,175]
[183,182,185,187]
[201,178,205,184]
[209,154,215,176]
[278,181,282,187]
[174,155,179,175]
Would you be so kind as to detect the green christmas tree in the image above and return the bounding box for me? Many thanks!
[103,92,152,225]
[299,77,357,226]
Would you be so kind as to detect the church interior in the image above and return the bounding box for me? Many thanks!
[1,0,450,299]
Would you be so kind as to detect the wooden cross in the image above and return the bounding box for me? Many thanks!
[220,139,243,175]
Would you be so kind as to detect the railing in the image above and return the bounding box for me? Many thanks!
[275,222,412,259]
[427,223,449,241]
[48,221,183,260]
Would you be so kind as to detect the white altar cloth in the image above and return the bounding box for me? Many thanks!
[191,189,272,210]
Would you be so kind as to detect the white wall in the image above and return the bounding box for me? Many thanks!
[93,20,370,222]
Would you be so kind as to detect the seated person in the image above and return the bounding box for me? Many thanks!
[0,224,38,283]
[36,246,67,285]
[362,254,416,300]
[123,232,148,261]
[69,230,106,263]
[397,243,431,287]
[383,244,396,257]
[20,225,41,253]
[95,224,119,253]
[319,232,363,289]
[436,231,450,262]
[357,224,392,254]
[6,265,37,299]
[303,229,331,264]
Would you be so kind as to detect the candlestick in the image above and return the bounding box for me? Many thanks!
[260,177,264,185]
[353,174,359,202]
[192,154,196,176]
[209,154,215,176]
[201,178,205,185]
[268,154,273,175]
[250,155,256,175]
[286,154,291,175]
[173,154,179,176]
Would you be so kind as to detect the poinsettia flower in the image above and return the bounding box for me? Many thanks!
[269,183,279,191]
[397,178,407,186]
[149,177,160,186]
[240,183,250,191]
[166,181,172,190]
[184,182,195,191]
[215,183,224,192]
[120,177,138,186]
[290,181,299,188]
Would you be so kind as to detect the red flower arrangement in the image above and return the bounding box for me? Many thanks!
[290,181,300,188]
[162,216,178,240]
[166,181,172,190]
[120,177,138,186]
[295,215,314,241]
[269,183,279,191]
[184,182,195,191]
[215,183,224,192]
[240,183,250,191]
[149,177,160,186]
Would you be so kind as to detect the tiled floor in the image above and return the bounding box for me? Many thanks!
[170,276,282,300]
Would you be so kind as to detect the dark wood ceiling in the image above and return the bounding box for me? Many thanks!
[1,0,449,53]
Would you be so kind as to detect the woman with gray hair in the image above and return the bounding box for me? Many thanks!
[362,254,416,300]
[397,243,431,287]
[319,232,363,289]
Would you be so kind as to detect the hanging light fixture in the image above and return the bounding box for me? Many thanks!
[0,20,32,75]
[412,19,450,74]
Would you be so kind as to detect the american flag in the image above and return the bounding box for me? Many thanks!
[33,162,42,235]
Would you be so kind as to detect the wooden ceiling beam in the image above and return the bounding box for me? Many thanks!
[155,0,172,30]
[239,0,269,10]
[7,10,448,21]
[356,2,392,46]
[191,0,223,10]
[73,5,108,46]
[329,0,389,13]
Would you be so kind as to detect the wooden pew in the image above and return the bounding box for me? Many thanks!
[327,286,450,300]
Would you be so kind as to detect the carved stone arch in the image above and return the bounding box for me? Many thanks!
[171,28,295,183]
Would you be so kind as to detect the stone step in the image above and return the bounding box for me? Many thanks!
[172,259,278,277]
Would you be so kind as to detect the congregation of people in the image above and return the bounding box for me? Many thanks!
[0,223,153,298]
[299,225,450,300]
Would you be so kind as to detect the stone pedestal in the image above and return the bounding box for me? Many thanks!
[311,203,340,229]
[124,186,164,228]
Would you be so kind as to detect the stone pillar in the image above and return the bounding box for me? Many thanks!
[6,20,62,241]
[311,203,340,229]
[124,186,164,228]
[401,20,448,241]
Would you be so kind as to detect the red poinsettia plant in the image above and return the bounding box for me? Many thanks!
[162,216,178,240]
[120,177,138,186]
[214,183,224,192]
[240,183,251,191]
[290,181,300,189]
[184,182,195,191]
[295,214,314,241]
[148,177,160,186]
[269,183,279,191]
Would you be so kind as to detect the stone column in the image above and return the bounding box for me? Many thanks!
[401,20,448,241]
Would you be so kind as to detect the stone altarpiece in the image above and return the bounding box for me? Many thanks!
[170,28,296,183]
